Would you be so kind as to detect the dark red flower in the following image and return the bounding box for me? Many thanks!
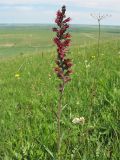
[65,70,73,75]
[53,5,73,89]
[63,33,71,39]
[63,17,71,23]
[63,39,71,47]
[56,10,62,17]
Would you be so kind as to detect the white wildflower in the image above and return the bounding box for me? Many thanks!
[72,117,85,125]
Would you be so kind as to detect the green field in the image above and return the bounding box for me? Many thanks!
[0,24,120,57]
[0,25,120,159]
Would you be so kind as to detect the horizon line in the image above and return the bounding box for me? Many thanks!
[0,23,120,27]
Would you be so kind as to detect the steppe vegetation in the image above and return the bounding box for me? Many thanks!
[0,19,120,159]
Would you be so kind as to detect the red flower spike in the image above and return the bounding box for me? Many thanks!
[53,6,73,90]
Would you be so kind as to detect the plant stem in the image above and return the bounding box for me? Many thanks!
[97,19,101,57]
[57,81,64,160]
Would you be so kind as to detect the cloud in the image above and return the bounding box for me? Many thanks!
[0,0,119,7]
[0,0,119,25]
[0,0,120,12]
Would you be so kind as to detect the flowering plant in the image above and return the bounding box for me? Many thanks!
[53,5,73,92]
[53,6,73,159]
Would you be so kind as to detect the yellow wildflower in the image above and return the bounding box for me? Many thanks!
[15,73,20,79]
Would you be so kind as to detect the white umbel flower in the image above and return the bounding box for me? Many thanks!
[72,117,85,125]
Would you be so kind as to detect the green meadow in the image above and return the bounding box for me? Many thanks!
[0,24,120,56]
[0,25,120,159]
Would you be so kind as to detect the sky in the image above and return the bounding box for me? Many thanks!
[0,0,120,25]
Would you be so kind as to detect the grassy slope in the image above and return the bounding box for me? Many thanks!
[0,25,120,159]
